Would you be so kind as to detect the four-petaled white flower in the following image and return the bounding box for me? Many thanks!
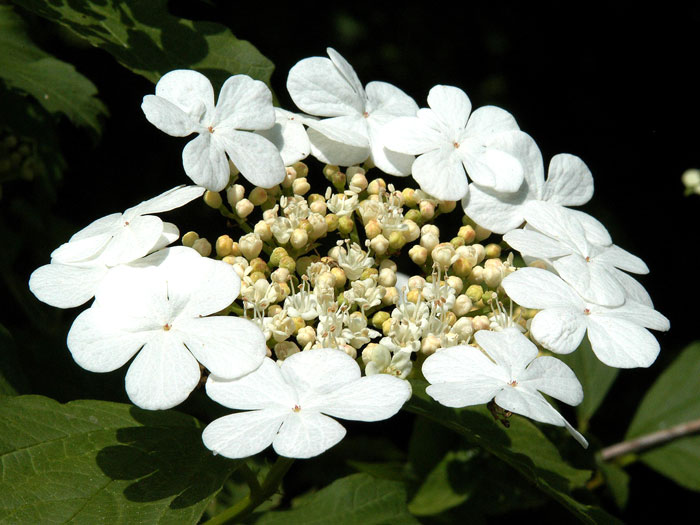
[423,327,588,447]
[502,267,670,368]
[382,85,527,201]
[257,108,311,166]
[142,70,285,191]
[461,132,609,245]
[67,246,266,410]
[202,348,412,458]
[287,48,418,175]
[29,185,204,308]
[504,201,648,307]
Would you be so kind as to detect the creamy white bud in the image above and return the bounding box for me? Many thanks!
[274,341,300,361]
[192,238,212,257]
[432,242,456,268]
[409,245,428,265]
[296,326,316,347]
[379,259,397,272]
[446,275,464,294]
[290,228,308,249]
[452,294,473,316]
[472,315,490,331]
[484,266,503,288]
[402,219,420,242]
[235,198,254,218]
[292,177,310,195]
[370,234,389,256]
[378,268,397,287]
[271,267,289,283]
[239,233,263,260]
[254,221,272,242]
[282,166,296,188]
[408,275,426,290]
[226,184,245,207]
[382,286,398,306]
[421,335,441,355]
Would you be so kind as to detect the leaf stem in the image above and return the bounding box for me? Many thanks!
[599,417,700,462]
[203,456,294,525]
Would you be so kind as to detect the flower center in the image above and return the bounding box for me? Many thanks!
[293,404,301,412]
[453,141,460,148]
[363,111,369,118]
[163,323,171,331]
[583,308,591,315]
[207,125,214,133]
[508,380,518,387]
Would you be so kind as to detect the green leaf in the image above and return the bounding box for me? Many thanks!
[0,395,239,524]
[0,4,108,134]
[408,449,477,516]
[559,339,619,430]
[625,341,700,490]
[254,473,419,525]
[14,0,275,89]
[406,381,620,524]
[597,461,629,509]
[0,325,29,396]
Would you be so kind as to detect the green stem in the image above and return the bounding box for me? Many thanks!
[203,456,294,525]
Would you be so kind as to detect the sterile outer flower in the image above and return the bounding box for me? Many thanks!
[141,70,285,191]
[29,185,204,308]
[287,48,418,175]
[382,84,526,201]
[257,108,311,166]
[422,328,588,447]
[66,246,266,410]
[461,133,609,244]
[202,348,412,459]
[504,201,648,307]
[502,267,670,368]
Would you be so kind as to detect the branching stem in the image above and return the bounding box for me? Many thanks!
[600,417,700,462]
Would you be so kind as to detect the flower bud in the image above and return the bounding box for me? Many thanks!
[308,213,328,239]
[274,341,300,361]
[222,255,236,265]
[407,276,425,290]
[362,343,379,364]
[269,247,288,267]
[316,271,336,289]
[378,268,397,287]
[192,238,212,257]
[252,221,271,242]
[388,231,406,251]
[453,257,472,277]
[235,198,254,218]
[438,200,456,213]
[370,234,389,255]
[407,289,421,304]
[292,177,310,196]
[468,265,484,284]
[182,231,199,247]
[226,184,245,207]
[239,233,263,260]
[349,171,368,192]
[282,166,296,188]
[382,318,393,336]
[278,282,291,298]
[330,267,346,288]
[367,178,386,195]
[323,164,339,180]
[382,286,398,306]
[405,208,422,224]
[215,235,233,257]
[446,275,463,294]
[402,187,418,207]
[458,225,476,244]
[310,200,327,215]
[452,294,473,317]
[337,215,354,235]
[331,171,346,190]
[271,267,289,283]
[296,326,316,348]
[451,236,465,248]
[204,190,222,209]
[371,311,390,329]
[409,245,428,265]
[402,219,420,242]
[421,335,441,356]
[249,271,266,283]
[290,228,308,250]
[473,244,486,263]
[419,200,435,219]
[466,284,483,303]
[475,225,491,242]
[292,161,308,178]
[484,266,503,288]
[325,213,339,231]
[445,311,457,326]
[452,317,474,340]
[485,243,501,259]
[279,255,296,273]
[364,219,382,239]
[420,232,439,253]
[432,242,456,268]
[360,267,378,280]
[267,304,282,316]
[472,315,490,332]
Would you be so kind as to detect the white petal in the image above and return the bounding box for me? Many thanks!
[51,214,121,263]
[462,185,527,233]
[382,116,446,155]
[474,328,538,376]
[586,315,660,368]
[365,81,418,116]
[412,147,469,201]
[141,95,198,137]
[567,209,612,246]
[366,117,414,176]
[178,316,265,380]
[215,75,275,130]
[124,185,205,218]
[282,348,360,397]
[29,263,107,308]
[155,70,215,118]
[502,267,584,310]
[520,356,583,405]
[66,213,122,243]
[594,244,649,274]
[494,387,588,447]
[181,256,241,316]
[305,115,369,148]
[593,301,670,332]
[464,105,520,136]
[427,85,472,131]
[202,409,287,459]
[530,307,587,355]
[459,142,523,192]
[67,307,148,372]
[154,222,180,250]
[257,110,310,166]
[522,200,588,254]
[287,56,364,116]
[307,374,411,421]
[218,131,285,188]
[543,154,594,206]
[182,133,230,191]
[504,229,572,259]
[326,48,365,101]
[423,346,508,407]
[553,255,626,307]
[125,333,201,409]
[206,358,297,411]
[306,128,370,166]
[100,215,164,267]
[273,411,346,458]
[612,269,653,306]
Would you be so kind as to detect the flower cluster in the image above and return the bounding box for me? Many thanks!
[29,47,669,458]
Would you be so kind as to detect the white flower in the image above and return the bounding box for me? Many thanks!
[29,185,204,308]
[422,328,588,447]
[257,108,311,166]
[66,246,266,410]
[461,133,609,244]
[202,349,412,459]
[502,267,670,368]
[504,201,648,306]
[287,48,418,175]
[141,70,285,191]
[382,85,526,201]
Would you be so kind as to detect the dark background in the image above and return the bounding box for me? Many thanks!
[2,2,698,522]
